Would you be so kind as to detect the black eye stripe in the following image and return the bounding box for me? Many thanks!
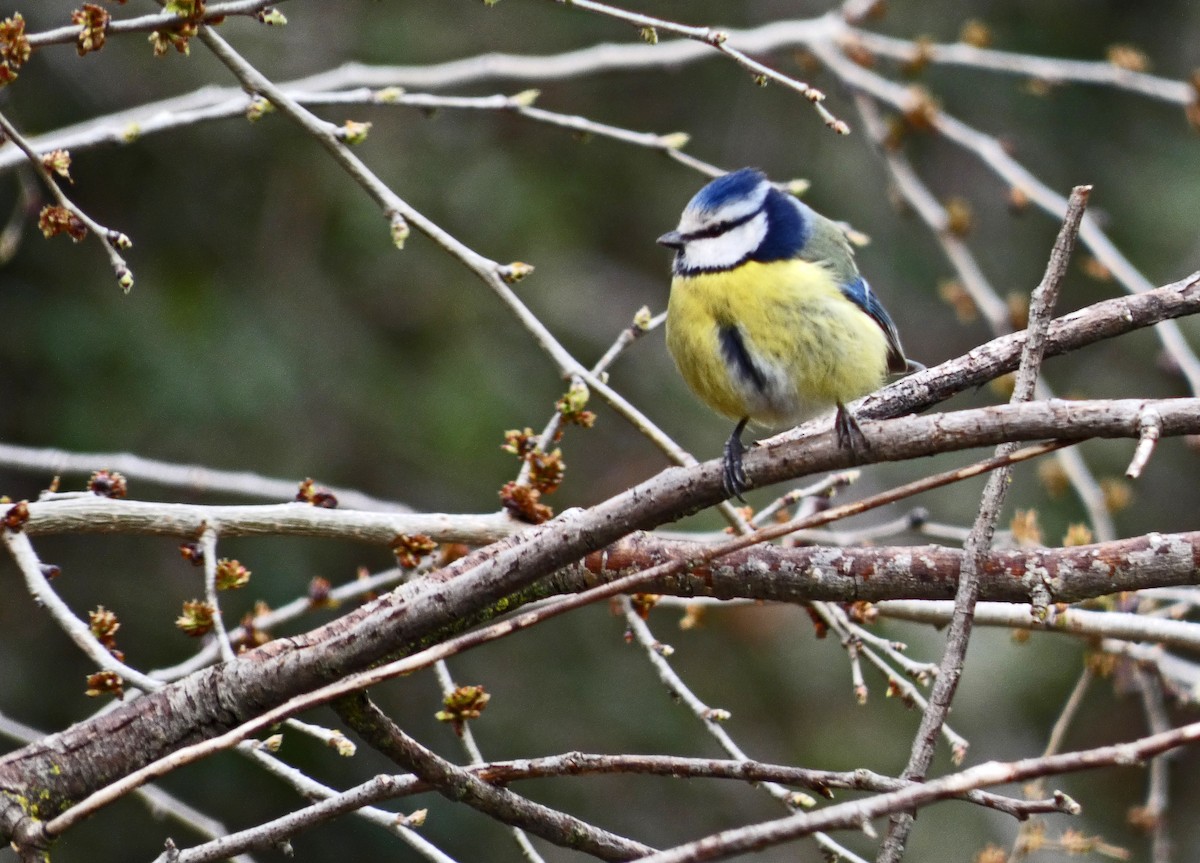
[680,207,762,242]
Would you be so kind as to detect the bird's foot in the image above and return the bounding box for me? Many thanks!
[834,404,871,460]
[722,418,750,501]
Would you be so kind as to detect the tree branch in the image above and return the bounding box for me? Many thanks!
[562,530,1200,608]
[878,185,1090,862]
[3,394,1200,854]
[334,694,655,862]
[629,716,1200,863]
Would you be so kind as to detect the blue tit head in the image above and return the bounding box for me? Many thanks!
[657,168,812,275]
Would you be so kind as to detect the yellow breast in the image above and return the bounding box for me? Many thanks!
[665,259,890,425]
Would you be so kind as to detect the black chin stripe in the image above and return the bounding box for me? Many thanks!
[718,325,767,393]
[679,206,762,242]
[673,252,754,277]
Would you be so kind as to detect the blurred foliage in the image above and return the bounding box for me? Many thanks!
[1,1,1199,861]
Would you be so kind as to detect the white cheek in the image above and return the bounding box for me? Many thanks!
[680,213,768,270]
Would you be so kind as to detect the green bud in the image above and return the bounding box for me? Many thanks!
[390,213,410,249]
[341,120,372,145]
[510,89,540,108]
[376,86,405,103]
[658,132,690,150]
[501,262,534,284]
[633,306,653,330]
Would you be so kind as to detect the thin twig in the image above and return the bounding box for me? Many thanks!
[153,749,1067,863]
[1,528,161,693]
[544,0,848,132]
[622,597,873,862]
[851,93,1009,332]
[876,601,1200,656]
[338,695,655,861]
[851,93,1115,541]
[431,662,548,863]
[1104,641,1200,704]
[0,707,258,863]
[1127,406,1164,479]
[34,438,1071,840]
[879,185,1090,863]
[150,567,408,681]
[847,28,1192,104]
[1133,669,1173,863]
[221,745,459,863]
[0,169,36,264]
[814,40,1200,394]
[0,107,132,290]
[25,0,284,48]
[518,309,664,486]
[0,440,414,511]
[750,471,860,526]
[626,715,1200,863]
[199,526,236,664]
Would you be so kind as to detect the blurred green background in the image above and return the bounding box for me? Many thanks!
[1,1,1199,861]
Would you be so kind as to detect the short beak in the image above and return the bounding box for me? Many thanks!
[657,230,684,250]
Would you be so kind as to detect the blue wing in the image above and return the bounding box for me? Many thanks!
[840,277,921,375]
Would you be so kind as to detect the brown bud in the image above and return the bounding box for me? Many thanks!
[88,469,127,499]
[307,576,338,608]
[391,534,438,569]
[72,4,110,56]
[3,500,29,531]
[499,482,553,524]
[296,477,338,508]
[85,670,124,699]
[179,541,204,566]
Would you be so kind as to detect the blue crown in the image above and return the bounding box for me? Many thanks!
[691,168,767,212]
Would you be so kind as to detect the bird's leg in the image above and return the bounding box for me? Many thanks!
[722,417,750,501]
[834,403,871,460]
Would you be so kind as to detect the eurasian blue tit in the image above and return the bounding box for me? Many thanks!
[657,168,921,498]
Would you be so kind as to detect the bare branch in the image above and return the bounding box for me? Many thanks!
[0,108,132,290]
[563,530,1200,608]
[542,0,848,131]
[811,40,1200,393]
[226,746,457,863]
[336,695,656,861]
[846,28,1192,104]
[10,394,1199,852]
[880,185,1091,861]
[0,441,413,510]
[630,718,1200,863]
[25,1,285,49]
[198,527,236,664]
[1,529,161,693]
[852,94,1115,540]
[876,601,1200,655]
[159,750,1068,863]
[3,9,1200,860]
[22,497,515,545]
[1127,406,1165,479]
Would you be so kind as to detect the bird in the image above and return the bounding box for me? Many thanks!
[657,168,922,499]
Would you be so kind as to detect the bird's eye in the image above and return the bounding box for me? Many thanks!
[690,220,731,240]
